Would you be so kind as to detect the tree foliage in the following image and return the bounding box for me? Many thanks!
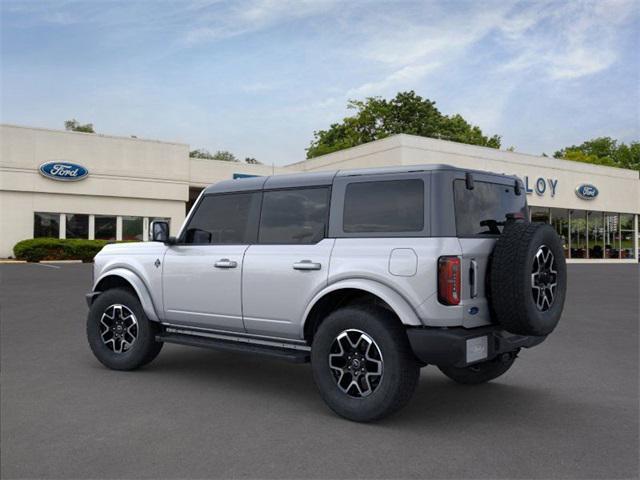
[244,157,262,164]
[189,149,239,162]
[306,91,501,158]
[64,119,95,133]
[554,137,640,171]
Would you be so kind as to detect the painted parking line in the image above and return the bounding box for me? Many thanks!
[33,263,61,269]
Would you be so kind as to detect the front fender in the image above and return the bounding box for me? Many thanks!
[301,278,423,337]
[93,268,160,322]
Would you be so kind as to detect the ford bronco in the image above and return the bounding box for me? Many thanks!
[86,165,566,421]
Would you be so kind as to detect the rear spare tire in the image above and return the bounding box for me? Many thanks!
[490,222,566,336]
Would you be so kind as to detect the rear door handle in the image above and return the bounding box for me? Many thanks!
[293,260,321,271]
[215,259,237,269]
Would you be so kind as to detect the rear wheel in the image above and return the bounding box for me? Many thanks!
[87,288,163,370]
[311,306,420,422]
[438,353,517,385]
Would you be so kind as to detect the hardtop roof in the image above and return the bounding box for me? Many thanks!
[202,163,519,194]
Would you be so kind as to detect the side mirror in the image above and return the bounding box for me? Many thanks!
[150,221,170,243]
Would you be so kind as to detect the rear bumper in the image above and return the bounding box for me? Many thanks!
[406,325,546,368]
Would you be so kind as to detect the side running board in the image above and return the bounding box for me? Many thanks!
[156,332,311,364]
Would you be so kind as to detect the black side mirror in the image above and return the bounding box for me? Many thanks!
[150,221,170,243]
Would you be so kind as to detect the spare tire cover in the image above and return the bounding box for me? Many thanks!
[490,222,567,336]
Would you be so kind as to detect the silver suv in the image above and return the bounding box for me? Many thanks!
[86,165,566,421]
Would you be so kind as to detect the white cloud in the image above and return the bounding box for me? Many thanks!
[499,0,637,80]
[347,63,440,97]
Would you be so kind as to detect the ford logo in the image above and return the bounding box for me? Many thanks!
[575,184,598,200]
[39,161,89,182]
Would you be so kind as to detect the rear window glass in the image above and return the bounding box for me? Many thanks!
[454,180,527,235]
[343,179,424,233]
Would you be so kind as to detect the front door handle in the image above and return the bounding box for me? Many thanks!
[215,259,238,269]
[293,260,321,271]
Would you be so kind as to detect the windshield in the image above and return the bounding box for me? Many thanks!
[454,179,527,235]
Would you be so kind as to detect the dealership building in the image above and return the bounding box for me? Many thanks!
[1,123,638,262]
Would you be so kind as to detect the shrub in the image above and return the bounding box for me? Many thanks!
[13,238,112,262]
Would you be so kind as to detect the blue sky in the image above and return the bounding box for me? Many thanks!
[1,0,639,165]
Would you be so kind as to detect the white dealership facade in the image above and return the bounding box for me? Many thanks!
[1,124,638,262]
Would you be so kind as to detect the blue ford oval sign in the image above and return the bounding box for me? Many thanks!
[575,184,598,200]
[39,161,89,182]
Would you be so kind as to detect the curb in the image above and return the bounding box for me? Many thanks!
[0,260,27,264]
[40,260,84,264]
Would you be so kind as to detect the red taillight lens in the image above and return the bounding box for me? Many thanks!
[438,256,461,306]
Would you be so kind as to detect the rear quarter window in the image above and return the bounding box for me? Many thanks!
[454,179,526,235]
[343,179,424,233]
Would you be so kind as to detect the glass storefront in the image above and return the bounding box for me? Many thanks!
[34,212,60,238]
[95,215,117,240]
[532,207,637,260]
[122,216,143,241]
[66,214,89,239]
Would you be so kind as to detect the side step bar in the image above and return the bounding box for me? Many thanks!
[156,332,311,364]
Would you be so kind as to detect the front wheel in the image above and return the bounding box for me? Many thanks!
[311,306,420,422]
[438,353,517,385]
[87,288,163,370]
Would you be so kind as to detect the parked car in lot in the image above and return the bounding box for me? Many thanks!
[86,165,566,421]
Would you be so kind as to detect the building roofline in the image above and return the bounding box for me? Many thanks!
[0,123,189,147]
[288,133,639,179]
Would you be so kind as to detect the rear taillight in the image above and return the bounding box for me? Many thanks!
[438,256,461,306]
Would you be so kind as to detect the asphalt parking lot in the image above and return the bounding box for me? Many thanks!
[1,263,638,479]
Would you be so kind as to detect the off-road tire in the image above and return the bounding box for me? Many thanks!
[490,222,567,336]
[87,288,163,370]
[438,354,516,385]
[311,306,420,422]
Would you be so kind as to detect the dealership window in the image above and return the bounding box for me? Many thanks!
[122,216,144,241]
[550,209,569,258]
[530,207,550,223]
[620,214,636,259]
[95,215,117,240]
[570,210,587,259]
[604,213,620,259]
[34,212,60,238]
[66,214,89,239]
[259,188,330,244]
[588,211,605,259]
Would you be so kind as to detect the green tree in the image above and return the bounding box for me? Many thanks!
[64,119,94,133]
[244,157,262,164]
[306,91,501,158]
[189,149,215,159]
[554,137,640,171]
[212,150,238,162]
[189,149,239,162]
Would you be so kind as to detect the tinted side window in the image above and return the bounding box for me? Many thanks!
[454,180,527,235]
[259,188,330,244]
[184,192,260,244]
[343,179,424,233]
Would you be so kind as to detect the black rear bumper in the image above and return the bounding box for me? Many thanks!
[406,325,546,368]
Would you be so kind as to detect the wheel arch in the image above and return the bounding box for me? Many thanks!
[302,279,422,342]
[93,268,160,322]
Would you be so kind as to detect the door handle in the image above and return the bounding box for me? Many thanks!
[214,259,238,269]
[293,260,321,271]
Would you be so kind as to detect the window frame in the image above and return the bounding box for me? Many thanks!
[257,186,332,245]
[177,191,262,246]
[329,172,431,238]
